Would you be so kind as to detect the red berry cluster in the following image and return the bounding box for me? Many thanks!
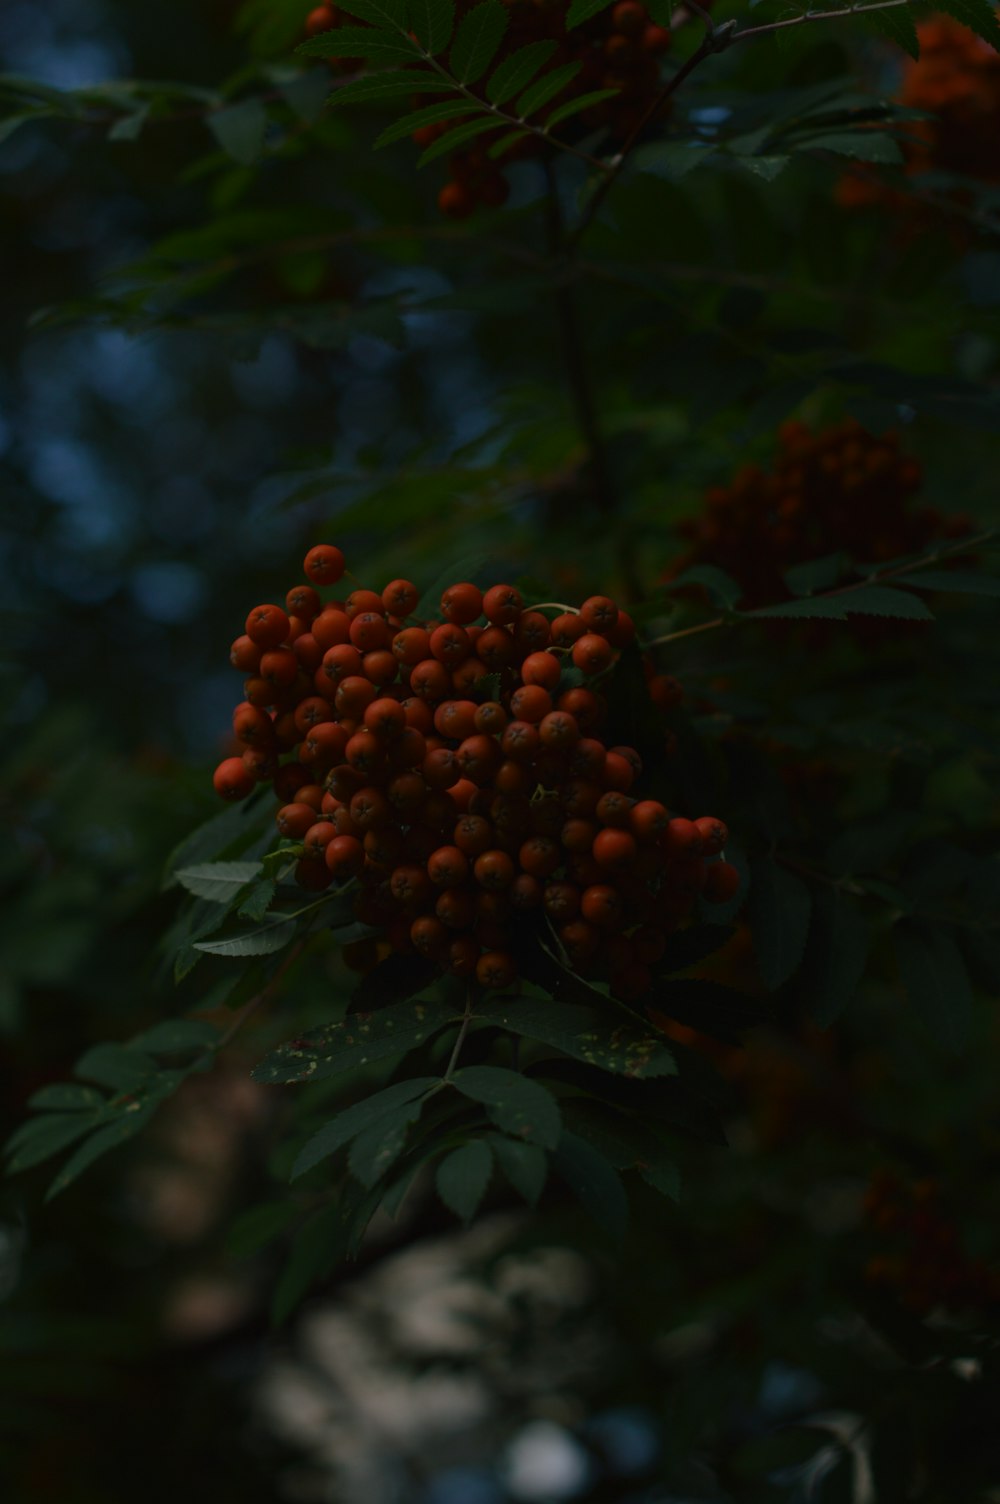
[863,1170,1000,1314]
[214,544,739,999]
[304,0,676,218]
[668,419,971,611]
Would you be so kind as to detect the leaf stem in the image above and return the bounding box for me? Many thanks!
[443,983,477,1081]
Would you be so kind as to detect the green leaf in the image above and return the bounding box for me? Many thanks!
[27,1084,105,1111]
[193,919,297,957]
[238,877,277,921]
[807,131,903,164]
[517,61,583,120]
[45,1106,158,1200]
[452,1065,562,1149]
[162,800,264,890]
[336,0,411,26]
[566,0,615,26]
[207,99,266,164]
[487,1133,548,1205]
[436,1138,493,1221]
[747,857,812,991]
[292,1077,440,1179]
[862,2,920,59]
[74,1043,156,1092]
[416,113,500,164]
[374,99,478,148]
[552,1132,628,1242]
[545,87,620,131]
[450,0,509,83]
[904,568,1000,597]
[4,1113,101,1173]
[348,1097,430,1187]
[487,126,530,158]
[937,0,1000,51]
[733,155,789,181]
[108,104,149,142]
[663,565,744,612]
[479,996,677,1079]
[894,923,973,1053]
[175,860,261,902]
[800,888,871,1028]
[562,1100,678,1198]
[327,72,456,108]
[270,1202,344,1326]
[485,40,557,104]
[226,1199,298,1258]
[131,1019,219,1055]
[298,26,423,60]
[783,552,849,597]
[253,999,457,1085]
[747,586,934,621]
[411,0,456,52]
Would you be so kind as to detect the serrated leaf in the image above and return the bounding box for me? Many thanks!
[411,0,455,51]
[545,87,620,131]
[175,860,261,902]
[784,552,849,597]
[255,999,457,1085]
[452,1065,562,1149]
[292,1077,439,1180]
[937,0,1000,51]
[747,857,812,991]
[417,113,500,165]
[479,996,677,1079]
[904,568,1000,596]
[488,126,529,157]
[487,1133,548,1205]
[131,1019,219,1055]
[561,1101,678,1198]
[552,1132,628,1241]
[298,26,423,60]
[238,877,277,921]
[208,99,266,164]
[894,923,973,1053]
[374,98,478,149]
[27,1084,105,1112]
[664,565,744,612]
[336,0,410,27]
[4,1113,101,1173]
[450,0,509,83]
[566,0,616,27]
[517,61,582,120]
[486,39,557,104]
[45,1106,158,1200]
[162,800,264,890]
[747,586,934,621]
[862,3,920,59]
[808,130,903,164]
[327,72,455,108]
[800,888,871,1027]
[347,1094,431,1187]
[436,1138,493,1221]
[193,919,297,957]
[74,1043,157,1092]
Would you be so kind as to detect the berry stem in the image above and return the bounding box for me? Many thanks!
[443,982,478,1082]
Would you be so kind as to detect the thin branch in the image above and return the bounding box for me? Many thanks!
[732,0,915,45]
[443,984,476,1082]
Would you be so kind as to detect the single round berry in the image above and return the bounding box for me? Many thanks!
[572,633,614,675]
[428,845,470,888]
[325,835,365,879]
[381,579,419,617]
[593,827,637,870]
[474,849,516,890]
[704,861,741,904]
[440,582,483,625]
[482,583,524,626]
[579,595,619,634]
[303,544,346,585]
[245,604,291,649]
[476,951,516,990]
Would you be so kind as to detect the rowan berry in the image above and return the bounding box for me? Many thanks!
[276,801,318,838]
[411,914,448,958]
[563,778,601,817]
[423,747,460,789]
[363,697,406,740]
[436,887,477,929]
[327,765,366,804]
[363,650,397,686]
[579,595,619,634]
[273,711,301,750]
[232,703,274,746]
[663,817,702,857]
[509,872,543,910]
[294,633,323,673]
[243,676,274,709]
[483,583,523,625]
[381,579,419,617]
[386,772,426,816]
[454,814,493,857]
[477,626,517,670]
[345,589,384,619]
[572,633,614,675]
[602,752,636,791]
[294,697,333,733]
[274,763,311,802]
[538,710,580,751]
[246,604,290,649]
[421,790,456,830]
[259,648,298,691]
[518,836,561,878]
[428,845,470,888]
[428,622,469,666]
[438,181,475,220]
[521,651,561,690]
[365,826,405,869]
[501,720,541,763]
[544,881,580,922]
[695,817,728,856]
[286,583,322,620]
[448,778,478,812]
[393,626,432,665]
[335,676,378,718]
[237,743,274,782]
[495,759,532,795]
[325,834,365,879]
[305,6,336,37]
[387,865,430,909]
[296,783,326,813]
[410,658,452,700]
[435,699,478,739]
[450,657,491,695]
[445,935,480,976]
[648,674,684,710]
[302,721,349,769]
[606,611,635,649]
[509,684,552,723]
[312,608,352,650]
[593,828,637,870]
[474,701,507,736]
[560,918,599,963]
[474,849,515,890]
[302,821,337,860]
[703,861,741,903]
[550,612,586,648]
[595,790,633,827]
[612,0,646,33]
[476,950,516,990]
[513,612,551,653]
[230,635,262,673]
[401,697,434,734]
[349,612,391,653]
[440,582,483,624]
[457,734,503,784]
[581,884,624,927]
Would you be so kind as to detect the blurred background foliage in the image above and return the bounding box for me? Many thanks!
[2,0,1000,1500]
